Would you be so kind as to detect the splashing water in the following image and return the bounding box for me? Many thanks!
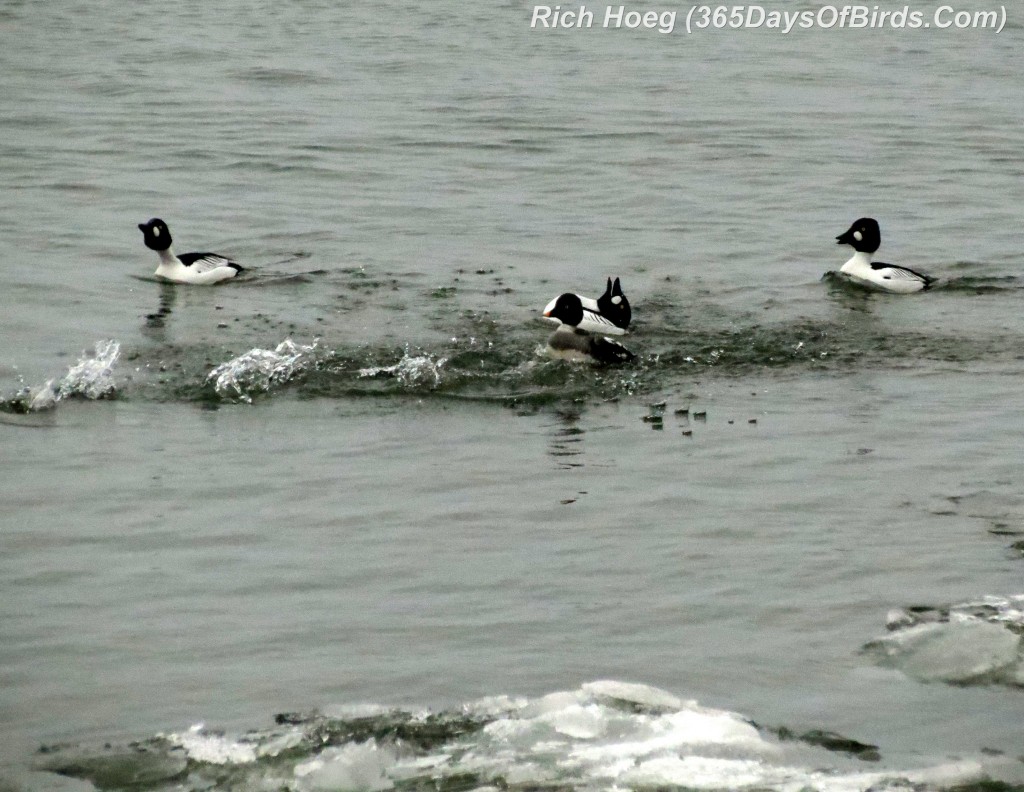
[358,350,447,389]
[207,339,322,403]
[23,340,121,411]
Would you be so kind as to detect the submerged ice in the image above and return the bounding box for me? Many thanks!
[864,595,1024,687]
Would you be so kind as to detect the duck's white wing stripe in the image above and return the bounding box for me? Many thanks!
[179,253,236,273]
[883,266,927,282]
[871,262,930,283]
[578,308,625,336]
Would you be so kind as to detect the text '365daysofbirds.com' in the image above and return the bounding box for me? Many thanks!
[529,5,1007,34]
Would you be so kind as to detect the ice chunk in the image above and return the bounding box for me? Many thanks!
[616,755,772,789]
[570,706,768,764]
[863,619,1021,684]
[37,745,186,789]
[545,704,606,739]
[295,741,394,792]
[581,680,684,712]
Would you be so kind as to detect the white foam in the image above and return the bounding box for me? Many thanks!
[112,681,1004,792]
[164,723,257,765]
[544,703,606,739]
[461,682,783,791]
[462,693,529,718]
[438,684,994,790]
[807,759,987,792]
[321,702,394,720]
[569,707,770,764]
[523,690,580,717]
[616,755,777,789]
[256,728,305,758]
[602,755,988,792]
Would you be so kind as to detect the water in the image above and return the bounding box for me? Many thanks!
[3,2,1024,789]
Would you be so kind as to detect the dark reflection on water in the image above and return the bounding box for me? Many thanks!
[546,407,586,469]
[143,282,177,335]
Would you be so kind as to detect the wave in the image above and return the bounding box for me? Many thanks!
[32,680,1010,792]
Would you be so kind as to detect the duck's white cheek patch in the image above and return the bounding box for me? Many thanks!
[611,296,621,305]
[853,230,863,242]
[153,227,161,237]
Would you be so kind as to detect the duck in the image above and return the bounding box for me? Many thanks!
[138,218,243,284]
[543,277,631,335]
[542,293,636,364]
[835,218,935,293]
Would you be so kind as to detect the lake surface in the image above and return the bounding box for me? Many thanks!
[3,2,1024,790]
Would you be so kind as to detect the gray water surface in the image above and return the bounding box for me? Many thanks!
[3,2,1024,789]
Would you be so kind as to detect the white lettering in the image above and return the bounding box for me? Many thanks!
[934,6,954,27]
[531,5,595,28]
[604,5,624,27]
[817,6,839,28]
[975,10,999,28]
[536,3,1002,34]
[600,6,674,32]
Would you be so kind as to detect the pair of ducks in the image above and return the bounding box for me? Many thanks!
[540,216,935,363]
[139,216,935,364]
